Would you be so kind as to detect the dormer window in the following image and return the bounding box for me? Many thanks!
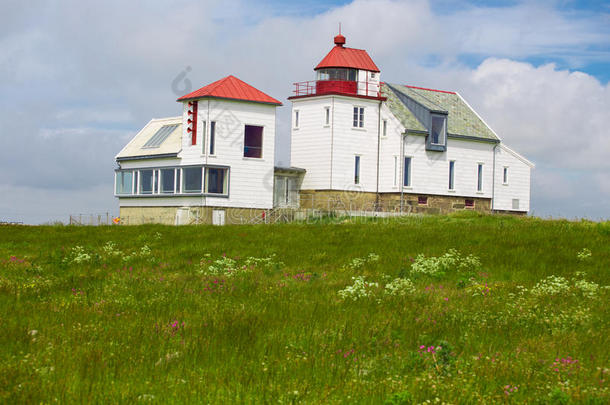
[426,113,447,151]
[431,115,446,145]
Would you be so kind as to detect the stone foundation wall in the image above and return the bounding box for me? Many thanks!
[299,190,491,215]
[119,206,267,225]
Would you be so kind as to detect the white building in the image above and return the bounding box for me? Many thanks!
[114,34,532,224]
[114,75,294,225]
[289,33,533,214]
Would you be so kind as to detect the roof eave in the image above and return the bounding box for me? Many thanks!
[176,95,282,106]
[116,153,179,162]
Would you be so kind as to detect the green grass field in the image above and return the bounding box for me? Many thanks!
[1,213,608,403]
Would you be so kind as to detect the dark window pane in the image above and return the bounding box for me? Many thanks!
[244,125,263,158]
[183,167,202,193]
[354,156,360,184]
[431,116,446,145]
[161,169,175,193]
[404,157,411,187]
[140,170,153,194]
[210,122,216,155]
[449,161,455,190]
[207,168,227,194]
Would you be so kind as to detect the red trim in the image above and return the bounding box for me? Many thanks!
[405,85,455,94]
[189,101,198,145]
[288,93,386,102]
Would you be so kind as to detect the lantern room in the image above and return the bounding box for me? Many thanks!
[290,33,382,99]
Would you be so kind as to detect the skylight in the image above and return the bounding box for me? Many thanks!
[142,124,179,149]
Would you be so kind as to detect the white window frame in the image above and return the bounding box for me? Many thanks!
[353,106,364,128]
[324,107,330,126]
[354,155,361,185]
[201,121,207,155]
[209,121,216,156]
[503,166,509,185]
[294,110,299,129]
[477,163,484,192]
[382,119,387,137]
[393,155,398,187]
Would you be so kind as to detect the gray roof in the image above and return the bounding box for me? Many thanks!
[381,83,426,132]
[383,83,499,141]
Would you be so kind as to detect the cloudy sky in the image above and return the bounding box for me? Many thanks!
[1,0,609,223]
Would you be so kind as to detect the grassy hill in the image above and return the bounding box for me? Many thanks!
[1,213,608,403]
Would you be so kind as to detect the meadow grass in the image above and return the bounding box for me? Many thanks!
[0,212,608,403]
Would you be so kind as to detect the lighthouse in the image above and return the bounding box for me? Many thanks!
[289,33,386,198]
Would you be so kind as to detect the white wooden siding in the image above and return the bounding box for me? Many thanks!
[492,144,531,212]
[290,97,333,189]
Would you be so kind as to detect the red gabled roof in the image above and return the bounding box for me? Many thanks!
[177,75,282,105]
[315,36,380,72]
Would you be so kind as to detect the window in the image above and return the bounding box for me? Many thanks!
[205,167,228,195]
[325,107,330,125]
[153,170,159,194]
[316,68,357,81]
[449,161,455,190]
[503,167,508,184]
[353,107,364,128]
[393,156,398,186]
[139,170,153,194]
[294,111,299,128]
[418,196,428,205]
[201,121,207,154]
[115,171,133,194]
[161,169,175,194]
[382,119,387,137]
[209,121,216,155]
[403,157,412,187]
[354,156,360,184]
[142,124,179,149]
[370,72,376,79]
[477,163,483,192]
[512,198,520,210]
[182,167,202,193]
[244,125,263,158]
[465,199,474,208]
[430,115,446,145]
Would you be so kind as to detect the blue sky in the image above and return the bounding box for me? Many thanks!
[0,0,609,223]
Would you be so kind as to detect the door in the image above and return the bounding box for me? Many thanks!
[212,209,225,226]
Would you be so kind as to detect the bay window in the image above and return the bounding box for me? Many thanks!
[115,165,228,196]
[205,167,228,195]
[161,169,175,194]
[139,170,153,194]
[183,167,203,193]
[115,171,133,195]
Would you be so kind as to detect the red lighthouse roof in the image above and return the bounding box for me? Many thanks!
[177,75,282,106]
[315,34,380,72]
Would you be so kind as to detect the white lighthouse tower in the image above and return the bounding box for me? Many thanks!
[289,33,384,199]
